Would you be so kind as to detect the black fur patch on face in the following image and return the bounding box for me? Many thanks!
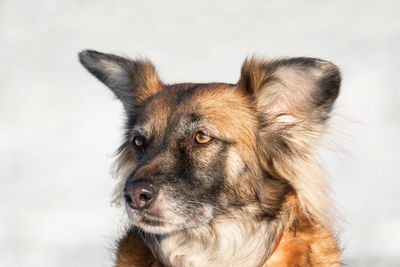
[171,141,228,206]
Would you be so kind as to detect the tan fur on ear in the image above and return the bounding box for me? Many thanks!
[128,61,163,104]
[238,58,265,96]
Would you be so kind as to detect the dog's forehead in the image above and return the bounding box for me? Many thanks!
[140,83,237,127]
[135,83,257,144]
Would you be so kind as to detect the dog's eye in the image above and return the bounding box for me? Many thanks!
[195,132,213,144]
[133,136,145,148]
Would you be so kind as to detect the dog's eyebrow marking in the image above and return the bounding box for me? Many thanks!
[176,113,235,145]
[188,113,202,123]
[131,124,150,137]
[173,115,203,136]
[182,120,217,137]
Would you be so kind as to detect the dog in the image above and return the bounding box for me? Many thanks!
[79,50,342,267]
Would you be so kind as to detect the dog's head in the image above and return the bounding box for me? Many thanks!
[79,50,340,235]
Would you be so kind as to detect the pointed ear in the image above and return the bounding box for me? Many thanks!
[238,57,341,156]
[238,58,341,226]
[78,50,163,111]
[238,57,340,122]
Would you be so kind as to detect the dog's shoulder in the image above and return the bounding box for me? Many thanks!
[266,221,341,267]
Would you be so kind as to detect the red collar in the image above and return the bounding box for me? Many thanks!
[264,232,284,265]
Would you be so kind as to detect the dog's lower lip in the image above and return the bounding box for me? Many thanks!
[141,216,165,226]
[141,211,164,221]
[136,212,177,230]
[139,211,173,225]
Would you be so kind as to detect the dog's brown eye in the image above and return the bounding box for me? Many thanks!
[133,136,145,148]
[195,132,213,144]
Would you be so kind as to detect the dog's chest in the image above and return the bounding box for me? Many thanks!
[149,222,271,267]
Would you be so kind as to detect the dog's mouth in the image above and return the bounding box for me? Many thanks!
[140,211,168,227]
[127,200,213,235]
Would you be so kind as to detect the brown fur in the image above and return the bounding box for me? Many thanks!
[266,221,341,267]
[115,229,156,267]
[79,51,342,267]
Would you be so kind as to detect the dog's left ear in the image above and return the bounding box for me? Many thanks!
[238,57,340,121]
[238,57,340,156]
[79,50,163,112]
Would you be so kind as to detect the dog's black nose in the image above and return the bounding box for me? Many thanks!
[124,180,157,210]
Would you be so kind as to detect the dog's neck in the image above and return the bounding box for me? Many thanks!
[142,209,286,267]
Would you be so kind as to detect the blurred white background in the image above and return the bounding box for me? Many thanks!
[1,0,399,266]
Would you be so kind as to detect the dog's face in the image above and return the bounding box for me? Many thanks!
[118,83,262,234]
[79,51,340,235]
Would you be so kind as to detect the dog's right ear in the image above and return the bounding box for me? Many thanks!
[237,56,340,166]
[78,50,163,111]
